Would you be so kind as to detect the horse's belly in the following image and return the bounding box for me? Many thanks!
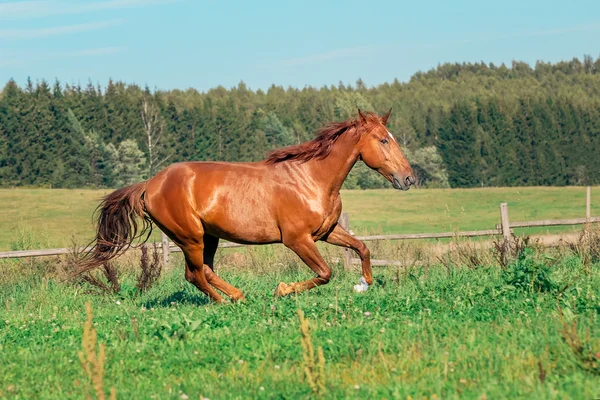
[202,216,281,244]
[199,192,281,244]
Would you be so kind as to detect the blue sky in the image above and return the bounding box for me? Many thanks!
[1,0,599,92]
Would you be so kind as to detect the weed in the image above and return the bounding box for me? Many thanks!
[152,313,202,343]
[137,243,162,293]
[568,224,600,268]
[556,299,600,375]
[454,241,487,269]
[79,263,121,295]
[298,309,326,396]
[503,248,556,293]
[10,223,45,251]
[492,235,530,268]
[440,240,492,270]
[78,302,116,400]
[57,237,121,295]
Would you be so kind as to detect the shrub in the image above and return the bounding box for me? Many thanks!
[503,248,556,293]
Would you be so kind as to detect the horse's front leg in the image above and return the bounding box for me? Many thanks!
[323,224,372,292]
[274,235,332,297]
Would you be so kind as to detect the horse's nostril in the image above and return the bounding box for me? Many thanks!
[405,176,415,186]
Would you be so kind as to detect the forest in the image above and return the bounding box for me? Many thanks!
[1,55,599,189]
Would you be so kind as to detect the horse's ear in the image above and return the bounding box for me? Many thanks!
[381,108,392,126]
[358,108,368,124]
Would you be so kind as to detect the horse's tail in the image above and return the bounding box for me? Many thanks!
[76,181,152,275]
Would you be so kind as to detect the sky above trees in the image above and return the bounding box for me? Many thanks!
[1,0,599,91]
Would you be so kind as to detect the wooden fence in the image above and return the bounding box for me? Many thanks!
[0,187,596,269]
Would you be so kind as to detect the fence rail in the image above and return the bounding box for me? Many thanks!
[0,248,77,259]
[0,187,595,267]
[496,216,600,229]
[355,229,502,241]
[0,229,505,260]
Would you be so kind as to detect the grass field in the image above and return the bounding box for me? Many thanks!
[0,186,598,251]
[1,187,600,398]
[1,246,599,399]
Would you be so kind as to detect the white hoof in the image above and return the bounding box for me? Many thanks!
[353,277,369,293]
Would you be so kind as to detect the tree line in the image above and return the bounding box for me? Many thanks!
[0,55,599,189]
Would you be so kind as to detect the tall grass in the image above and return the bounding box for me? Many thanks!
[298,309,326,396]
[78,302,117,400]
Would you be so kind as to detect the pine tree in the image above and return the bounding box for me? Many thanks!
[437,101,480,187]
[262,111,295,149]
[2,57,600,188]
[107,140,146,187]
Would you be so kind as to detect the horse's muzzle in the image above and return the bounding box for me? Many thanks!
[393,175,415,191]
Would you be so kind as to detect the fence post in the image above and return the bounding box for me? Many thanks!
[161,231,170,266]
[586,186,591,220]
[338,212,352,270]
[500,203,511,242]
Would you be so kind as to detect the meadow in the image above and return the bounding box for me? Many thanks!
[1,241,599,399]
[1,187,599,399]
[0,186,598,251]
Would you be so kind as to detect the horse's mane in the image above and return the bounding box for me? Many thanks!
[265,112,382,164]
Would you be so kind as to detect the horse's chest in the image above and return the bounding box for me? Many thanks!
[312,196,342,239]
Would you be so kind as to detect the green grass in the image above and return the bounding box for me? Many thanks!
[341,186,600,237]
[0,187,598,251]
[0,188,112,251]
[2,187,599,398]
[1,250,599,399]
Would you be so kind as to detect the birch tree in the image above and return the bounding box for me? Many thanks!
[141,99,172,177]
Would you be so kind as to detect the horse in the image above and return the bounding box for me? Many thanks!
[78,109,415,302]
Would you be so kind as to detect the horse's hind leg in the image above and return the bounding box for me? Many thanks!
[275,235,331,297]
[202,235,246,302]
[183,244,225,303]
[203,266,246,302]
[146,183,226,303]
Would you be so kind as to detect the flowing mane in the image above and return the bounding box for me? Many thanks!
[265,112,382,164]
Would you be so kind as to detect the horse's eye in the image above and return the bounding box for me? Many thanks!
[380,139,389,145]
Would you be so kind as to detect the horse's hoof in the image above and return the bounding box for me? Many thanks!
[274,282,292,297]
[353,277,369,293]
[231,294,246,303]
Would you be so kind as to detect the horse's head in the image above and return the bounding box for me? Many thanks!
[356,109,415,190]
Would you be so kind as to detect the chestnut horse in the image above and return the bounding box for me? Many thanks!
[79,109,415,302]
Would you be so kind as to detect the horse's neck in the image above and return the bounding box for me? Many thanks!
[307,133,359,195]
